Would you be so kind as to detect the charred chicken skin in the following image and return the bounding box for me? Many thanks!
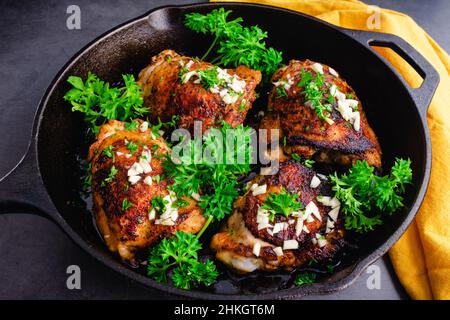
[265,59,381,168]
[210,161,345,273]
[89,120,206,264]
[138,50,262,131]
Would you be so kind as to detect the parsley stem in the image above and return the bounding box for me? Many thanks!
[210,54,222,65]
[201,35,219,61]
[196,215,213,240]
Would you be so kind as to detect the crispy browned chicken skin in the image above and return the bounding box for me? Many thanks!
[89,120,205,264]
[211,161,345,273]
[265,59,381,168]
[138,50,261,132]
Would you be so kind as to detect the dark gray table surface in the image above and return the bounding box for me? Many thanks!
[0,0,448,300]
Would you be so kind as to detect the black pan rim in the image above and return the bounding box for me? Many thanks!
[26,2,431,299]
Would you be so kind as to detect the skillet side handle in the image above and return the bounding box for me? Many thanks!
[0,149,55,221]
[343,29,440,118]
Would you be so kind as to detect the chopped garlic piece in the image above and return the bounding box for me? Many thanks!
[295,218,304,236]
[291,211,302,218]
[312,62,324,74]
[329,67,339,77]
[272,223,284,235]
[330,84,338,97]
[181,70,197,83]
[325,117,335,125]
[222,92,239,104]
[326,218,335,233]
[139,121,149,132]
[228,76,246,93]
[329,197,341,209]
[143,176,152,186]
[257,223,272,231]
[273,247,284,257]
[141,150,152,162]
[253,242,261,257]
[128,175,141,185]
[318,238,328,248]
[139,158,152,174]
[305,201,321,221]
[185,60,194,69]
[347,99,359,108]
[317,196,331,206]
[191,192,201,201]
[128,162,143,176]
[310,175,321,188]
[337,99,353,121]
[283,239,299,250]
[328,206,340,222]
[252,184,267,196]
[256,213,269,225]
[353,111,361,131]
[155,219,175,226]
[148,208,156,221]
[335,91,346,102]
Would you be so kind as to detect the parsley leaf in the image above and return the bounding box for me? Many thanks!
[291,153,315,168]
[124,120,139,131]
[147,231,219,290]
[102,165,118,186]
[173,199,189,208]
[276,86,287,99]
[126,141,139,155]
[102,145,114,158]
[297,69,313,88]
[122,198,133,211]
[294,272,316,286]
[262,188,303,221]
[330,158,412,233]
[239,100,247,112]
[151,196,169,214]
[150,115,180,138]
[196,67,224,90]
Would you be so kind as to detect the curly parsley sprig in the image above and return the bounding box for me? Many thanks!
[64,72,147,134]
[262,188,303,222]
[147,231,218,290]
[184,8,283,80]
[163,122,254,236]
[330,158,412,233]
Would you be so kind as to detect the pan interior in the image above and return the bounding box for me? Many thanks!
[36,4,427,297]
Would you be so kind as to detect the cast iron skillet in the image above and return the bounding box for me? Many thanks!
[0,2,439,299]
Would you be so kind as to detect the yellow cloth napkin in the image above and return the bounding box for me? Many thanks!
[213,0,450,299]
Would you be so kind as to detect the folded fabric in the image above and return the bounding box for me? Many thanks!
[212,0,450,299]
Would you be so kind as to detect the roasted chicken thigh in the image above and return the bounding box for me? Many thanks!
[138,50,262,131]
[210,161,345,273]
[264,59,381,168]
[89,120,206,264]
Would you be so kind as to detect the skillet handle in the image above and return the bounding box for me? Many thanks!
[0,147,55,221]
[342,29,440,118]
